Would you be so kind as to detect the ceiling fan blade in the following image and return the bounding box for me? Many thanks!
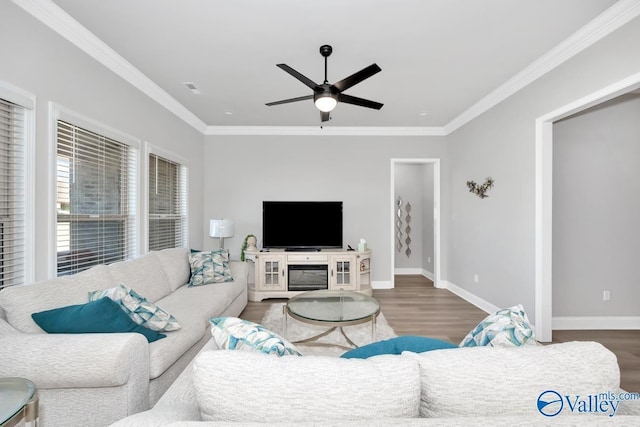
[277,64,318,90]
[337,93,383,110]
[321,111,330,122]
[266,95,313,106]
[332,63,381,92]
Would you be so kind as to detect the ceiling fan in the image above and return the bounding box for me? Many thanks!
[266,45,383,122]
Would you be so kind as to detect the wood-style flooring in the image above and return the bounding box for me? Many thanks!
[239,274,640,392]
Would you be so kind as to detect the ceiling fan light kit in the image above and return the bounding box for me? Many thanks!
[266,44,383,122]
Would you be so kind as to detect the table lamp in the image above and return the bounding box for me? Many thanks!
[209,219,234,249]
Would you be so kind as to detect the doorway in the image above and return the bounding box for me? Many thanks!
[535,72,640,342]
[390,158,441,288]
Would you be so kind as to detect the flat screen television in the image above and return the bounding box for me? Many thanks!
[262,201,343,250]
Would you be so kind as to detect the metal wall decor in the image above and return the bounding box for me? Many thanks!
[466,177,494,199]
[404,202,412,257]
[395,197,403,252]
[395,197,413,258]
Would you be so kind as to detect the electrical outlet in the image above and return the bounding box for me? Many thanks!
[427,256,431,263]
[603,290,610,301]
[474,274,479,283]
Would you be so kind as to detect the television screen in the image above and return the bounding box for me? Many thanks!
[262,201,343,249]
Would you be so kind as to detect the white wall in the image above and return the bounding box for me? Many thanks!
[553,92,640,316]
[202,135,448,285]
[0,2,205,282]
[446,15,640,324]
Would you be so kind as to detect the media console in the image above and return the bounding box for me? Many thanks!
[244,249,372,302]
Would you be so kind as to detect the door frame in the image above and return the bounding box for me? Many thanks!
[535,72,640,342]
[390,158,442,288]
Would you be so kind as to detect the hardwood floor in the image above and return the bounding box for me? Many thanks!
[239,274,640,392]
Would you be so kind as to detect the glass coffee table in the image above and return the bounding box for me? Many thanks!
[0,378,38,427]
[284,289,380,350]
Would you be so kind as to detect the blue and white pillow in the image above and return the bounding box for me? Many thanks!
[210,317,302,356]
[189,250,233,286]
[88,284,180,332]
[460,304,537,347]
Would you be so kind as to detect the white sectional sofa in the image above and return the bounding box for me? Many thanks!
[113,340,640,426]
[0,247,248,427]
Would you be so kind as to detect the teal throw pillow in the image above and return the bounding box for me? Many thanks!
[189,250,233,286]
[88,283,180,332]
[210,317,302,356]
[31,297,165,343]
[340,335,457,359]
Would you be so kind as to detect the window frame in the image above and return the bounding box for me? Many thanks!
[49,103,142,278]
[144,143,189,253]
[0,80,35,287]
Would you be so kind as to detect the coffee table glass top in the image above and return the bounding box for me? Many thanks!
[287,290,379,323]
[0,378,35,424]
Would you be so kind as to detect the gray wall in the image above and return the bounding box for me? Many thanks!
[422,164,435,275]
[553,93,640,316]
[446,15,640,324]
[202,135,448,285]
[0,2,205,281]
[394,164,424,269]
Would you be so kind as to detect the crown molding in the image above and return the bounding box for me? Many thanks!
[14,0,640,137]
[204,126,446,136]
[12,0,208,134]
[443,0,640,134]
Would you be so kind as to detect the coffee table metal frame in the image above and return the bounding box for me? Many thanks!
[284,290,380,350]
[0,377,39,427]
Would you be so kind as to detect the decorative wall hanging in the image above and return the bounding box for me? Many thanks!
[395,197,403,252]
[466,177,494,199]
[404,202,412,258]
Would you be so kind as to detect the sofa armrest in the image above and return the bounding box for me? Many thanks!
[0,320,149,389]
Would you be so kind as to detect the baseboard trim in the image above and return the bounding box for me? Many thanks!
[553,316,640,330]
[423,269,434,281]
[441,280,500,315]
[394,268,423,275]
[371,280,393,290]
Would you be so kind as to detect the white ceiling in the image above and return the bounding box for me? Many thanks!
[39,0,623,130]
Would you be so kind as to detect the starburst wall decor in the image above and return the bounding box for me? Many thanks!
[467,177,494,199]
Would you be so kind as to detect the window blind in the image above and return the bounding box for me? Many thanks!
[56,120,137,276]
[0,98,25,290]
[148,153,187,251]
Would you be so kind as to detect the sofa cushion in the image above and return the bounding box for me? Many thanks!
[210,317,301,356]
[341,335,457,359]
[409,341,620,418]
[188,250,233,286]
[108,252,172,303]
[192,350,421,422]
[146,277,246,379]
[460,304,536,347]
[154,247,191,292]
[0,265,114,333]
[31,297,165,342]
[88,284,181,332]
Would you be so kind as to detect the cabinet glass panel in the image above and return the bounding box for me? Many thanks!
[336,261,351,285]
[265,261,279,285]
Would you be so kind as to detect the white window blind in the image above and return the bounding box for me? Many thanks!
[148,153,187,251]
[0,98,25,290]
[56,120,137,276]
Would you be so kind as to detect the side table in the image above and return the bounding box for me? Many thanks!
[0,378,38,427]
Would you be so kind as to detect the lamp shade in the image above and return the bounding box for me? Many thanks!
[209,219,234,238]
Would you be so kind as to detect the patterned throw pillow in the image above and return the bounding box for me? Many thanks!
[459,304,537,347]
[188,250,233,286]
[210,317,302,356]
[88,284,181,332]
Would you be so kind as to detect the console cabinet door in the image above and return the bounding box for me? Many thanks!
[258,255,286,291]
[330,255,357,291]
